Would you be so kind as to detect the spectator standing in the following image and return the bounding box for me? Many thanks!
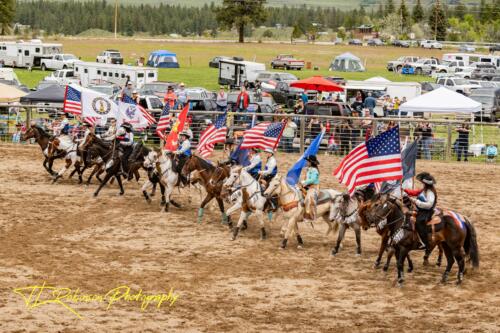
[300,91,308,105]
[281,119,297,153]
[456,123,470,162]
[400,97,408,116]
[338,121,352,155]
[363,92,377,116]
[361,109,373,140]
[420,122,433,160]
[176,83,188,108]
[122,82,134,98]
[308,117,322,142]
[216,86,228,112]
[350,110,362,147]
[393,97,400,116]
[164,86,178,110]
[383,95,393,116]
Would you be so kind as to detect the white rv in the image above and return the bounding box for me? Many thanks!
[0,40,62,68]
[74,62,158,89]
[442,53,500,67]
[218,59,266,87]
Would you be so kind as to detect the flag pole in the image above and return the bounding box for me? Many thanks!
[273,118,288,151]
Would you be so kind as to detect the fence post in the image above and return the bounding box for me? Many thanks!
[446,122,452,160]
[299,116,305,154]
[26,106,31,126]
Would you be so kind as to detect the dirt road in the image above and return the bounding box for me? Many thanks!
[0,144,499,332]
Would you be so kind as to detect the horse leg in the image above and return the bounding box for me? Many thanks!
[142,180,153,203]
[151,182,157,197]
[383,246,395,272]
[254,210,266,240]
[159,184,166,206]
[407,254,414,273]
[134,168,140,182]
[331,223,347,256]
[216,197,228,225]
[455,247,466,285]
[396,246,408,287]
[163,184,175,212]
[53,159,71,183]
[115,174,125,195]
[441,243,455,284]
[353,223,362,256]
[75,161,84,184]
[294,217,303,249]
[48,157,57,176]
[197,194,214,224]
[374,232,388,269]
[423,242,437,266]
[94,171,113,197]
[86,164,99,185]
[231,212,247,241]
[280,215,296,249]
[436,243,443,267]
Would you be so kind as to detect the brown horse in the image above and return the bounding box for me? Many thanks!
[359,193,479,286]
[181,155,230,224]
[21,125,65,176]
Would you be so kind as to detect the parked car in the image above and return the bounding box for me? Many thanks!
[392,40,410,48]
[208,56,243,69]
[270,55,305,70]
[44,69,79,85]
[87,84,121,97]
[138,95,164,116]
[468,80,498,89]
[436,77,481,95]
[407,58,440,75]
[256,71,298,84]
[458,44,475,53]
[303,101,352,117]
[139,81,178,98]
[40,54,80,71]
[420,40,443,49]
[367,38,384,46]
[387,56,419,72]
[434,60,467,73]
[265,81,303,109]
[420,81,442,94]
[469,88,499,122]
[348,39,363,46]
[471,67,500,81]
[489,44,500,53]
[454,62,497,79]
[96,50,123,64]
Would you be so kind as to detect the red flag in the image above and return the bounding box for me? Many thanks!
[164,104,189,151]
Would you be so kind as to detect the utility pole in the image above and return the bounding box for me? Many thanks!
[114,0,118,39]
[434,0,439,40]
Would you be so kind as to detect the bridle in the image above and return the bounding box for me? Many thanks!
[366,196,404,227]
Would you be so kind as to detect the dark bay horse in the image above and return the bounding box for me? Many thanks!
[82,133,124,196]
[181,155,230,224]
[21,125,65,176]
[359,193,479,286]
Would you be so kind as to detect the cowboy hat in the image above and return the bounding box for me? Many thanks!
[305,155,320,166]
[179,131,191,139]
[121,122,133,131]
[416,172,436,185]
[263,148,274,154]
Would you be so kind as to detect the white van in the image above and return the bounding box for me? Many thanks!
[74,62,158,89]
[218,59,266,87]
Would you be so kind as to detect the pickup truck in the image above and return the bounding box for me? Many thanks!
[436,77,481,95]
[96,50,124,64]
[271,55,305,70]
[40,54,80,71]
[387,56,419,72]
[406,58,440,75]
[420,40,443,49]
[433,60,467,74]
[44,69,79,85]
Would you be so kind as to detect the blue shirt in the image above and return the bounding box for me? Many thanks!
[302,167,319,185]
[364,96,377,109]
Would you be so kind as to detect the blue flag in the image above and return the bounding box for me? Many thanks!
[286,129,325,186]
[230,142,250,167]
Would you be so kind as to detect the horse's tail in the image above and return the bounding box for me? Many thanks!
[464,218,479,269]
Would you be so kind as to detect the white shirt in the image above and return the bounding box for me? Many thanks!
[177,139,191,154]
[262,156,277,175]
[103,124,117,140]
[415,189,436,210]
[244,154,261,171]
[216,91,227,107]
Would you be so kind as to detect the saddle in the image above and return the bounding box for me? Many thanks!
[316,190,331,205]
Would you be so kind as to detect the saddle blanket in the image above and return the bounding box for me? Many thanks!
[446,210,466,230]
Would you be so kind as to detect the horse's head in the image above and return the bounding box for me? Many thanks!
[143,149,159,169]
[80,132,97,151]
[222,166,242,191]
[358,193,398,230]
[20,125,36,141]
[264,174,282,198]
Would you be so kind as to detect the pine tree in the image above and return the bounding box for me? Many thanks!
[214,0,267,43]
[386,0,395,15]
[0,0,15,35]
[412,0,424,23]
[454,2,467,20]
[428,0,447,40]
[399,0,409,33]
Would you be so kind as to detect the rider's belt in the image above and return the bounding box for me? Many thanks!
[282,201,299,212]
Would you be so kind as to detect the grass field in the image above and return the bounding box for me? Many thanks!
[15,38,448,90]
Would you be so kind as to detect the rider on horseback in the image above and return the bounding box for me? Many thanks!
[116,122,134,176]
[302,155,320,221]
[101,118,117,141]
[244,148,262,180]
[174,131,192,184]
[259,148,278,187]
[404,172,438,251]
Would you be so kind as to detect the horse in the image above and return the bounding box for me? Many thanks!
[263,174,342,249]
[20,125,65,176]
[181,155,231,224]
[141,148,167,205]
[81,133,125,196]
[222,166,270,241]
[359,193,479,286]
[126,142,150,182]
[47,134,83,183]
[329,192,363,256]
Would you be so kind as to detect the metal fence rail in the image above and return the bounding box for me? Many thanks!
[1,104,498,162]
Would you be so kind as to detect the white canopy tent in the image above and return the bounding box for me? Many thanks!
[400,87,481,113]
[364,76,391,83]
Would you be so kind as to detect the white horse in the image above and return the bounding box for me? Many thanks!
[264,174,342,249]
[329,192,363,256]
[222,166,270,241]
[50,134,81,183]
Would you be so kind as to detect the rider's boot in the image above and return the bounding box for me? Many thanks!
[415,221,429,251]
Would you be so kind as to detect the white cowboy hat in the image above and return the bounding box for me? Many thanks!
[179,131,191,139]
[263,148,274,154]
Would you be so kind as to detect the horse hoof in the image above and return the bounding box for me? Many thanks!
[93,193,98,197]
[119,192,124,196]
[260,228,267,240]
[373,261,381,269]
[382,265,389,272]
[331,249,338,256]
[436,261,442,267]
[407,267,413,273]
[280,239,287,249]
[146,198,152,204]
[241,221,248,231]
[441,273,449,284]
[397,280,404,288]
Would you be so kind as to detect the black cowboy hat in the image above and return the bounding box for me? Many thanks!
[305,155,320,166]
[121,123,133,131]
[416,172,436,185]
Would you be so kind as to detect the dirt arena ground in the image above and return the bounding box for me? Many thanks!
[0,143,499,332]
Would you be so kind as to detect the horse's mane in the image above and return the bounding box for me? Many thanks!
[34,125,50,138]
[195,155,215,171]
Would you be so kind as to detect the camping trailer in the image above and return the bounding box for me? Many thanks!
[218,59,266,87]
[0,40,62,68]
[74,62,158,89]
[147,50,179,68]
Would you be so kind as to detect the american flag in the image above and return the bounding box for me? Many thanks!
[84,117,98,127]
[156,103,171,140]
[334,126,403,194]
[63,86,82,115]
[240,121,285,150]
[122,95,156,126]
[196,112,228,158]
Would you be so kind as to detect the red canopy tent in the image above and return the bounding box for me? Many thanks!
[290,76,344,92]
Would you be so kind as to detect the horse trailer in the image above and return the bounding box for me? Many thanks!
[74,62,158,89]
[0,40,62,68]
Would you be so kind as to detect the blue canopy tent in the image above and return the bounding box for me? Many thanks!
[147,50,180,68]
